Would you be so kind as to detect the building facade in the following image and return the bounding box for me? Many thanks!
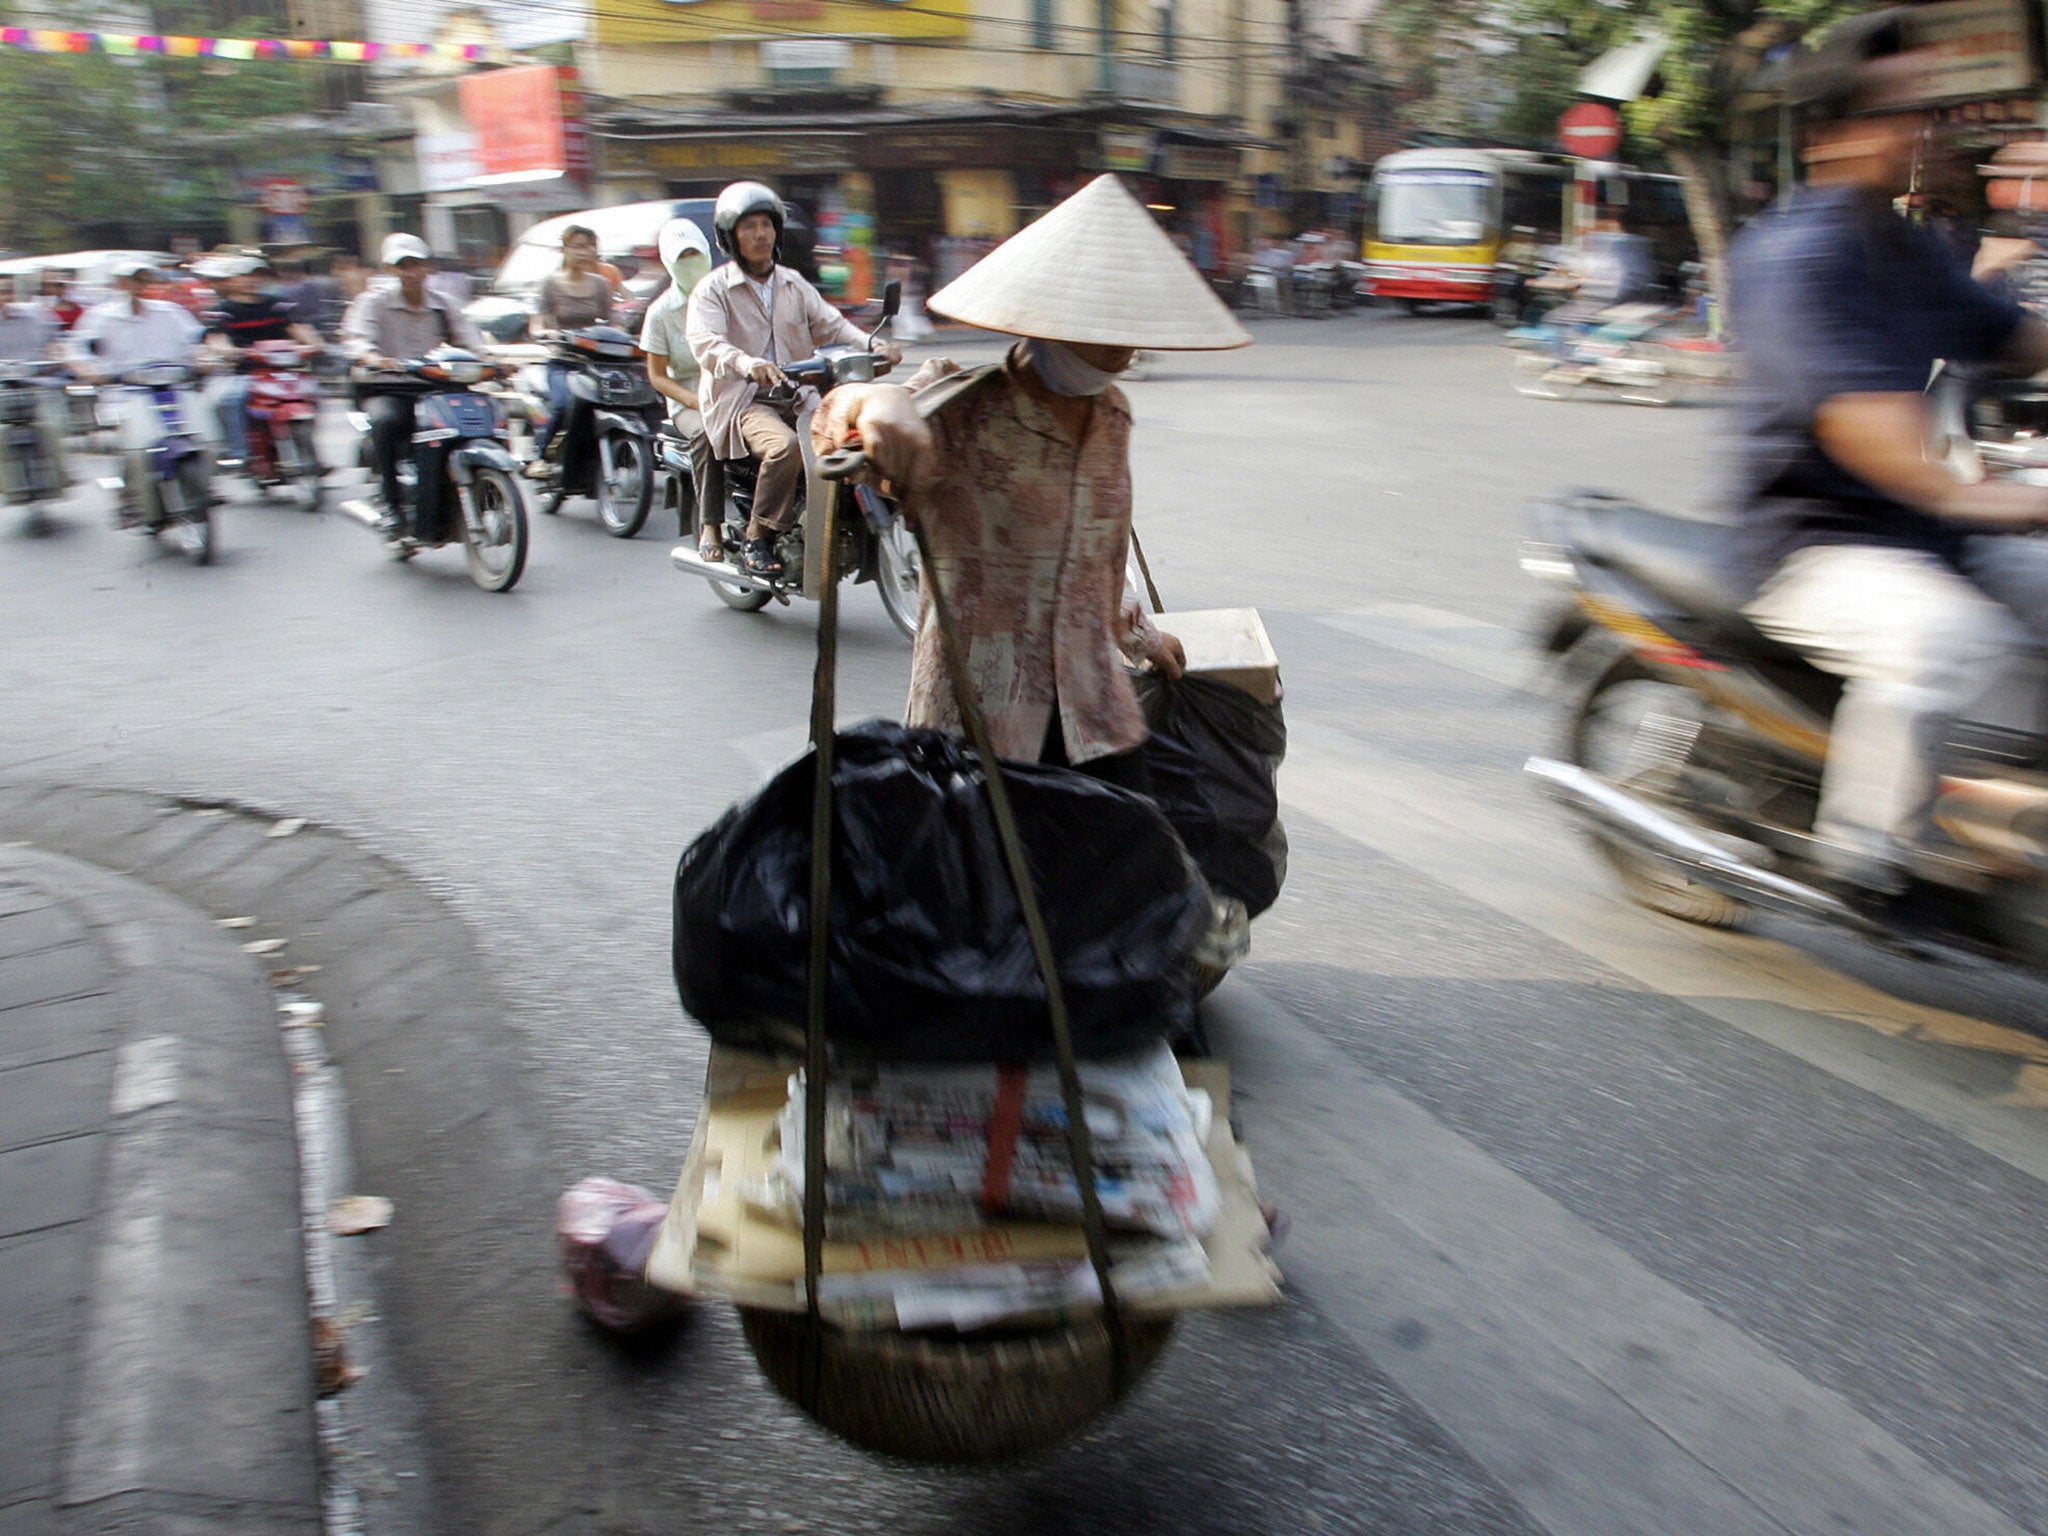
[575,0,1298,281]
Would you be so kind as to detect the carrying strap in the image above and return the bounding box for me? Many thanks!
[1129,525,1165,615]
[798,471,1130,1394]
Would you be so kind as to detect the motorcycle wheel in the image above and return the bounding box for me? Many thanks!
[166,456,214,566]
[709,570,772,612]
[287,420,322,513]
[461,467,528,592]
[875,515,922,639]
[1566,653,1745,927]
[596,432,653,538]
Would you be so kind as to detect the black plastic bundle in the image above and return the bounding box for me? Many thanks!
[674,720,1212,1061]
[1136,674,1288,917]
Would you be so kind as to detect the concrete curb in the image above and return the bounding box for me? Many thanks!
[0,843,320,1535]
[0,784,593,1536]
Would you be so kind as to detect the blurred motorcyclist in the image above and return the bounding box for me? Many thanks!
[1728,7,2048,906]
[0,275,57,362]
[685,180,898,579]
[638,217,722,551]
[69,259,208,525]
[340,233,485,531]
[202,255,324,467]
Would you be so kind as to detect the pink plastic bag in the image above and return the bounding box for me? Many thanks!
[556,1177,685,1333]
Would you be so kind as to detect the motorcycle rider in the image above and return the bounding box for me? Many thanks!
[0,275,57,362]
[1730,7,2048,905]
[340,233,486,534]
[638,217,722,551]
[686,180,899,579]
[812,174,1215,787]
[0,274,65,502]
[202,254,325,469]
[69,259,208,526]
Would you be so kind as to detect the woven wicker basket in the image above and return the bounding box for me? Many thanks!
[739,1306,1177,1464]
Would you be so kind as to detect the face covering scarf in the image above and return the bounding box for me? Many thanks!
[1027,337,1119,397]
[669,251,712,294]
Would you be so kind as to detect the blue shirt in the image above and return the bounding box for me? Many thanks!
[1726,185,2023,591]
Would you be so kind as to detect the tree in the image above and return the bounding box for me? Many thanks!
[1367,0,1865,303]
[0,0,324,251]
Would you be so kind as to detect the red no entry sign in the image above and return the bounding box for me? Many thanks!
[1558,101,1624,160]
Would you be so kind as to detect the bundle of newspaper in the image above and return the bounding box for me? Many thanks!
[761,1039,1220,1244]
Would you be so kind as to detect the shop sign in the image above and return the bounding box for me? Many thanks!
[600,0,968,42]
[416,131,482,193]
[256,176,309,217]
[632,138,857,175]
[1907,0,2037,101]
[862,128,1058,170]
[458,64,589,187]
[1159,145,1238,182]
[1100,129,1156,173]
[761,37,853,68]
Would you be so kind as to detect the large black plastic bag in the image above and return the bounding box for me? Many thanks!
[673,720,1212,1062]
[1135,674,1288,917]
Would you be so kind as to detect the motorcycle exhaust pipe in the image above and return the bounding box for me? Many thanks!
[1524,756,1885,935]
[669,543,780,594]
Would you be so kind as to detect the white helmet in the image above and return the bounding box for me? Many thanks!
[380,232,432,266]
[657,217,711,280]
[712,181,785,257]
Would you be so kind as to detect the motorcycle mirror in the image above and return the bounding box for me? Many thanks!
[880,280,901,322]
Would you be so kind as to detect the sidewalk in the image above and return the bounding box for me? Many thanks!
[0,843,320,1535]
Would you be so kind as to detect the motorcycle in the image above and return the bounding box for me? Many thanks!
[238,339,325,513]
[668,281,922,639]
[0,360,69,533]
[651,421,698,540]
[99,362,216,565]
[1523,459,2048,967]
[339,345,530,593]
[532,323,663,538]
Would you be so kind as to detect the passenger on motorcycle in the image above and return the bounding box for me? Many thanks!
[638,217,722,551]
[69,258,208,525]
[812,175,1232,789]
[686,180,900,579]
[1730,8,2048,905]
[202,254,325,467]
[340,233,486,531]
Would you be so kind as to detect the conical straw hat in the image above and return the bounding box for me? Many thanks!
[927,174,1251,351]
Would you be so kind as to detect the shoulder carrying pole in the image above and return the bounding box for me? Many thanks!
[799,465,1128,1389]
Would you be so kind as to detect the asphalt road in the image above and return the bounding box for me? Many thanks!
[9,312,2048,1536]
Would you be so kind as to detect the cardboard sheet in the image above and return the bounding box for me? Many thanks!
[645,1047,1283,1327]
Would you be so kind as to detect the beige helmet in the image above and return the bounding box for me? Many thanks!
[927,174,1250,350]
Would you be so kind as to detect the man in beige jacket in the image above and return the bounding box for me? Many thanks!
[685,181,896,578]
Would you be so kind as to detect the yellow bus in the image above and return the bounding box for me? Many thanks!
[1363,148,1570,312]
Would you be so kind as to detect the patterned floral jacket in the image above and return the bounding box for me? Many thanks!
[816,344,1167,763]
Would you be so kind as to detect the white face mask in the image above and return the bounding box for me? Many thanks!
[668,251,711,294]
[1026,337,1119,397]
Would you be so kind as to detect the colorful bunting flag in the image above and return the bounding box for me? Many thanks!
[0,28,485,64]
